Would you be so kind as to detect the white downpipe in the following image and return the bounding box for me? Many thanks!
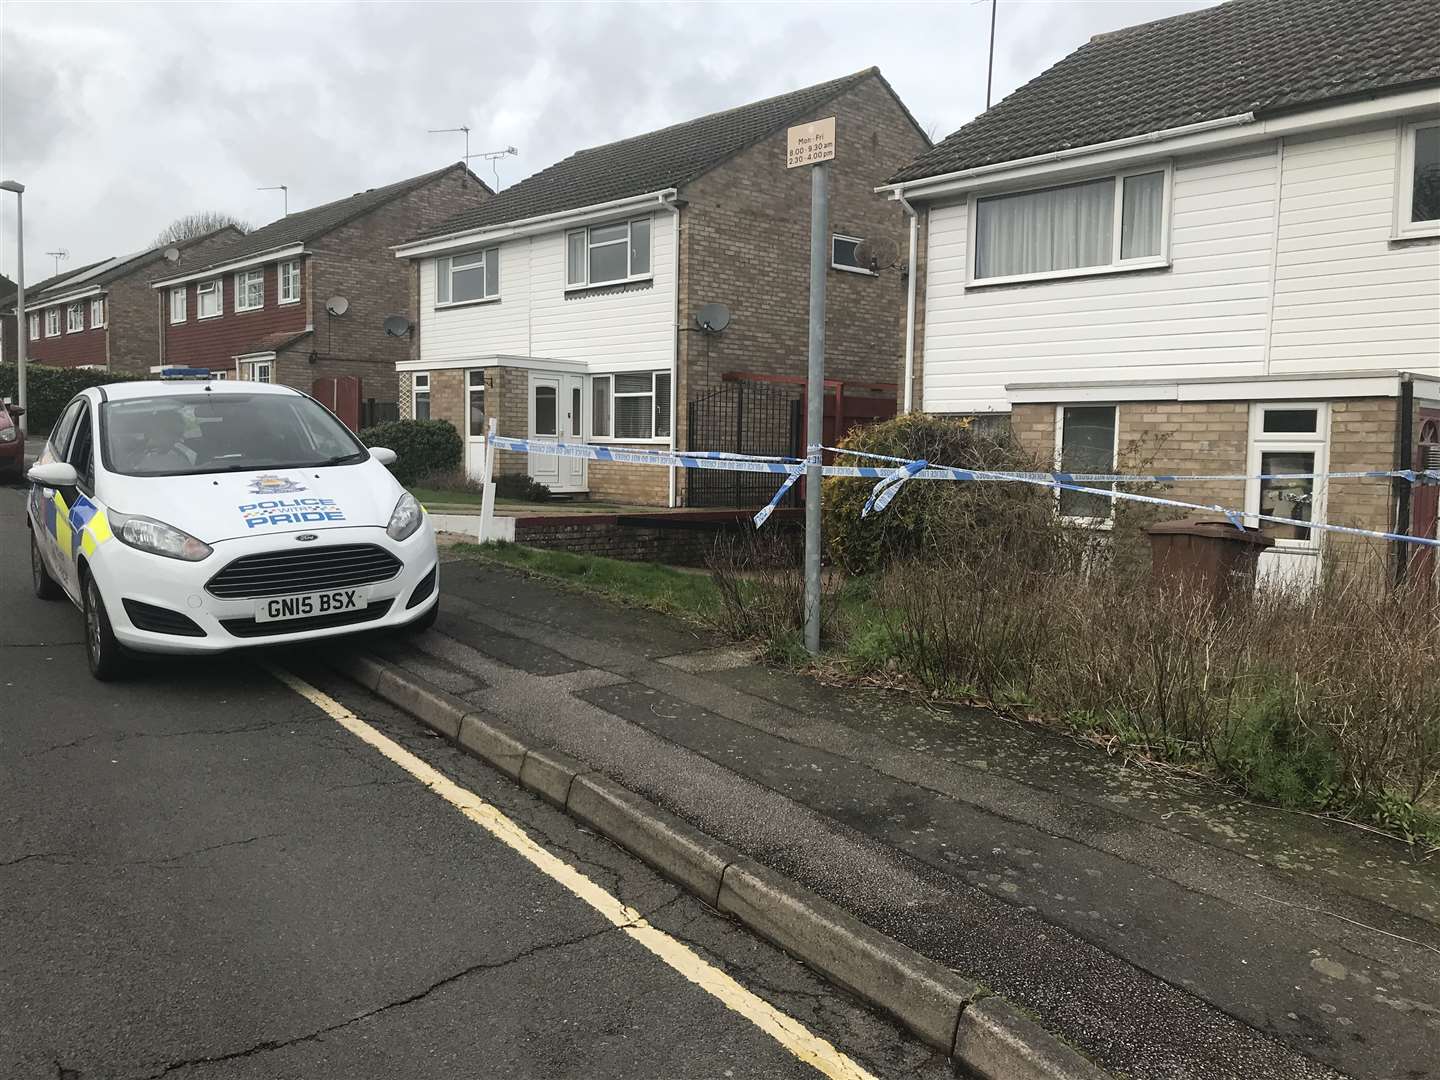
[663,194,681,508]
[897,193,919,413]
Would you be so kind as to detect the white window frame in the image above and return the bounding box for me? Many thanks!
[435,248,499,307]
[27,313,39,340]
[831,234,877,276]
[66,302,84,333]
[90,298,105,328]
[411,372,431,420]
[169,287,187,324]
[1245,402,1329,552]
[966,161,1173,288]
[565,216,653,290]
[196,279,223,319]
[278,260,301,305]
[1054,404,1120,527]
[234,268,265,312]
[239,357,273,383]
[589,369,670,444]
[465,369,486,439]
[45,308,60,337]
[1395,118,1440,240]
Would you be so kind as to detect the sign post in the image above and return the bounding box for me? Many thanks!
[787,117,835,655]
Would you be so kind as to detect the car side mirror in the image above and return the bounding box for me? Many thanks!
[370,447,397,466]
[27,461,78,488]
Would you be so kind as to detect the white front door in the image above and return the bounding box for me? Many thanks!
[528,373,587,492]
[464,369,488,480]
[1246,403,1328,592]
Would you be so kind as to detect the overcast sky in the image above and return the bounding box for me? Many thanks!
[0,0,1215,286]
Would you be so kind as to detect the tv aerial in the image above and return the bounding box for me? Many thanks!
[427,125,518,188]
[853,237,901,273]
[695,302,731,334]
[45,249,68,276]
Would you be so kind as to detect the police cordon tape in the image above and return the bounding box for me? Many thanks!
[485,435,1440,548]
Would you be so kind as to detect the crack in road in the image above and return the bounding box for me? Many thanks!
[21,718,311,759]
[126,898,683,1079]
[0,850,77,868]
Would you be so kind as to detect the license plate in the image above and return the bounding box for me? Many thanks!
[254,588,369,623]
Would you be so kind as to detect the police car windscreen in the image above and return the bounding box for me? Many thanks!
[101,394,368,477]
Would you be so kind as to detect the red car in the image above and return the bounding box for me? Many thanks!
[0,404,23,481]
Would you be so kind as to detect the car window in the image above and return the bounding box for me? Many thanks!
[66,405,95,491]
[101,393,368,478]
[49,399,85,458]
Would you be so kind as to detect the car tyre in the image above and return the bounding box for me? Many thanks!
[83,574,129,681]
[31,531,64,601]
[407,597,439,633]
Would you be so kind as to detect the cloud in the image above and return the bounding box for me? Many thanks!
[0,0,1215,283]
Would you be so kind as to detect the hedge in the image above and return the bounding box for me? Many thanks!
[0,363,148,432]
[357,418,463,484]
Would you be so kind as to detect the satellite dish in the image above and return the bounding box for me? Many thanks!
[695,302,731,334]
[325,295,350,317]
[162,246,181,263]
[853,237,900,272]
[383,314,412,338]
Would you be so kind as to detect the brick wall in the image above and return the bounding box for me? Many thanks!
[906,205,930,410]
[1327,398,1400,568]
[513,512,799,565]
[26,300,107,368]
[160,261,309,371]
[677,76,928,409]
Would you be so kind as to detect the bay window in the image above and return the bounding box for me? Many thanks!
[1397,119,1440,238]
[1056,405,1117,522]
[235,268,264,312]
[972,166,1168,283]
[197,280,222,319]
[566,217,651,289]
[436,248,499,305]
[590,371,670,440]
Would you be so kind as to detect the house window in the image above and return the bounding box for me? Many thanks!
[436,248,499,305]
[1397,119,1440,238]
[279,260,301,304]
[240,358,273,383]
[1248,404,1327,544]
[565,217,651,288]
[66,303,84,333]
[91,298,105,328]
[467,370,486,436]
[593,371,671,441]
[45,309,60,337]
[197,280,222,319]
[27,314,39,340]
[170,287,187,323]
[973,166,1168,283]
[235,269,264,312]
[831,234,876,275]
[1056,405,1117,522]
[412,373,431,420]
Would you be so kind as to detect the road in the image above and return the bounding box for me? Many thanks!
[0,479,948,1080]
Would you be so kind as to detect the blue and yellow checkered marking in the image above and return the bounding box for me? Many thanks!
[35,489,113,562]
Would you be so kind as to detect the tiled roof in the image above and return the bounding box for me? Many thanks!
[239,329,313,356]
[170,163,484,276]
[893,0,1440,183]
[414,69,904,240]
[25,227,243,304]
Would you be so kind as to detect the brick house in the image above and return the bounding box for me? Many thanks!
[150,164,489,419]
[392,69,929,505]
[885,0,1440,587]
[14,228,242,373]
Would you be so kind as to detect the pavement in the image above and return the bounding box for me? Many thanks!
[0,479,952,1080]
[352,553,1438,1080]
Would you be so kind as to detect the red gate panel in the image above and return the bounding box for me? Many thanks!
[313,376,363,431]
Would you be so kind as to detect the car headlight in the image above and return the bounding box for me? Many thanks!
[109,510,213,561]
[386,492,423,541]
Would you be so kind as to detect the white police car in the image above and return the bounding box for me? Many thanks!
[26,377,438,679]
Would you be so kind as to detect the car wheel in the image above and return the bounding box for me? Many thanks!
[407,597,439,633]
[31,531,63,601]
[83,574,129,682]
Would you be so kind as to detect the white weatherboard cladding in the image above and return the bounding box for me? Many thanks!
[1268,121,1440,377]
[417,213,676,373]
[922,146,1278,413]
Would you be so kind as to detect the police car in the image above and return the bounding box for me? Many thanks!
[26,376,438,680]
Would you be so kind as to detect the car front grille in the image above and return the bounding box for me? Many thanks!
[206,544,403,600]
[219,598,394,638]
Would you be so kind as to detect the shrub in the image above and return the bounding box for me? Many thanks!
[357,419,462,484]
[495,472,553,502]
[0,363,148,431]
[822,411,1054,576]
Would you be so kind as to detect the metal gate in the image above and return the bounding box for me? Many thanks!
[686,380,802,507]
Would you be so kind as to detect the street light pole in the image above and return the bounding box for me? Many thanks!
[1,179,26,437]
